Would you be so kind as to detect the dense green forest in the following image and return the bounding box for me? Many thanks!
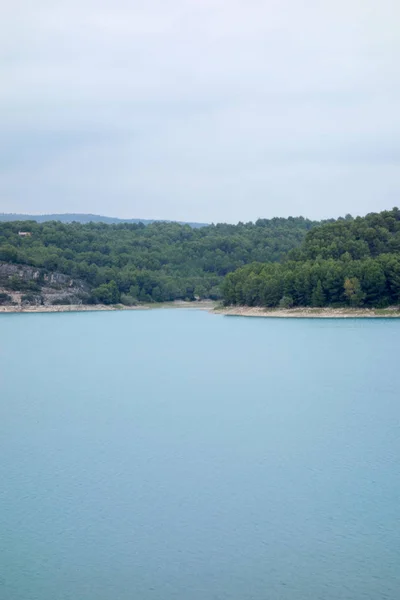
[0,217,315,304]
[222,208,400,308]
[3,209,399,308]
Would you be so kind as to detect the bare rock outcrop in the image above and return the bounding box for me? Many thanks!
[0,262,90,307]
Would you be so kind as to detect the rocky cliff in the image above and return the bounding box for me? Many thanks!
[0,263,90,307]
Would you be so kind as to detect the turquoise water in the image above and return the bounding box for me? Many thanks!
[1,309,400,600]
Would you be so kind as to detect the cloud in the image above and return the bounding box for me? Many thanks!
[1,0,399,221]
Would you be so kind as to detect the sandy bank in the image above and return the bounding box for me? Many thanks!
[215,306,400,318]
[0,300,216,314]
[0,304,147,314]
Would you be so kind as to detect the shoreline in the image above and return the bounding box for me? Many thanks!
[0,300,216,314]
[215,306,400,318]
[1,301,400,318]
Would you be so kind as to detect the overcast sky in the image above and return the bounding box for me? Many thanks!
[1,0,399,223]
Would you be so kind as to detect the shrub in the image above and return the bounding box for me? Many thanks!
[21,293,43,305]
[120,294,137,306]
[0,292,12,304]
[52,298,71,305]
[279,295,294,308]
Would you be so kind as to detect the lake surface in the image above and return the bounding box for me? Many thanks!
[1,309,400,600]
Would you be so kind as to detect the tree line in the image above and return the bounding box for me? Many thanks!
[0,217,316,304]
[222,208,400,308]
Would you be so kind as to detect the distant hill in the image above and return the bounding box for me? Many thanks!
[0,213,208,228]
[0,215,316,304]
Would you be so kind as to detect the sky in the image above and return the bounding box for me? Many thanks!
[1,0,399,223]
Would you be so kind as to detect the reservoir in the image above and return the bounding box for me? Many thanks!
[1,309,399,599]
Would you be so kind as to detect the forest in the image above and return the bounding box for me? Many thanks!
[0,216,315,304]
[222,208,400,308]
[2,209,399,308]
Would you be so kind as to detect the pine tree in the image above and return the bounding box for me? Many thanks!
[311,280,326,307]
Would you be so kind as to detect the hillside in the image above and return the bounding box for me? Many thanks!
[222,208,400,308]
[0,216,316,305]
[0,263,89,308]
[0,213,207,228]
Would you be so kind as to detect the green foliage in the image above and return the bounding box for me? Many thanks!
[0,244,18,262]
[3,208,399,308]
[311,280,326,307]
[279,295,294,308]
[344,277,365,307]
[294,207,400,260]
[91,280,120,304]
[222,208,400,309]
[52,298,71,306]
[120,294,137,306]
[0,216,316,302]
[21,293,43,305]
[0,292,12,304]
[6,275,41,292]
